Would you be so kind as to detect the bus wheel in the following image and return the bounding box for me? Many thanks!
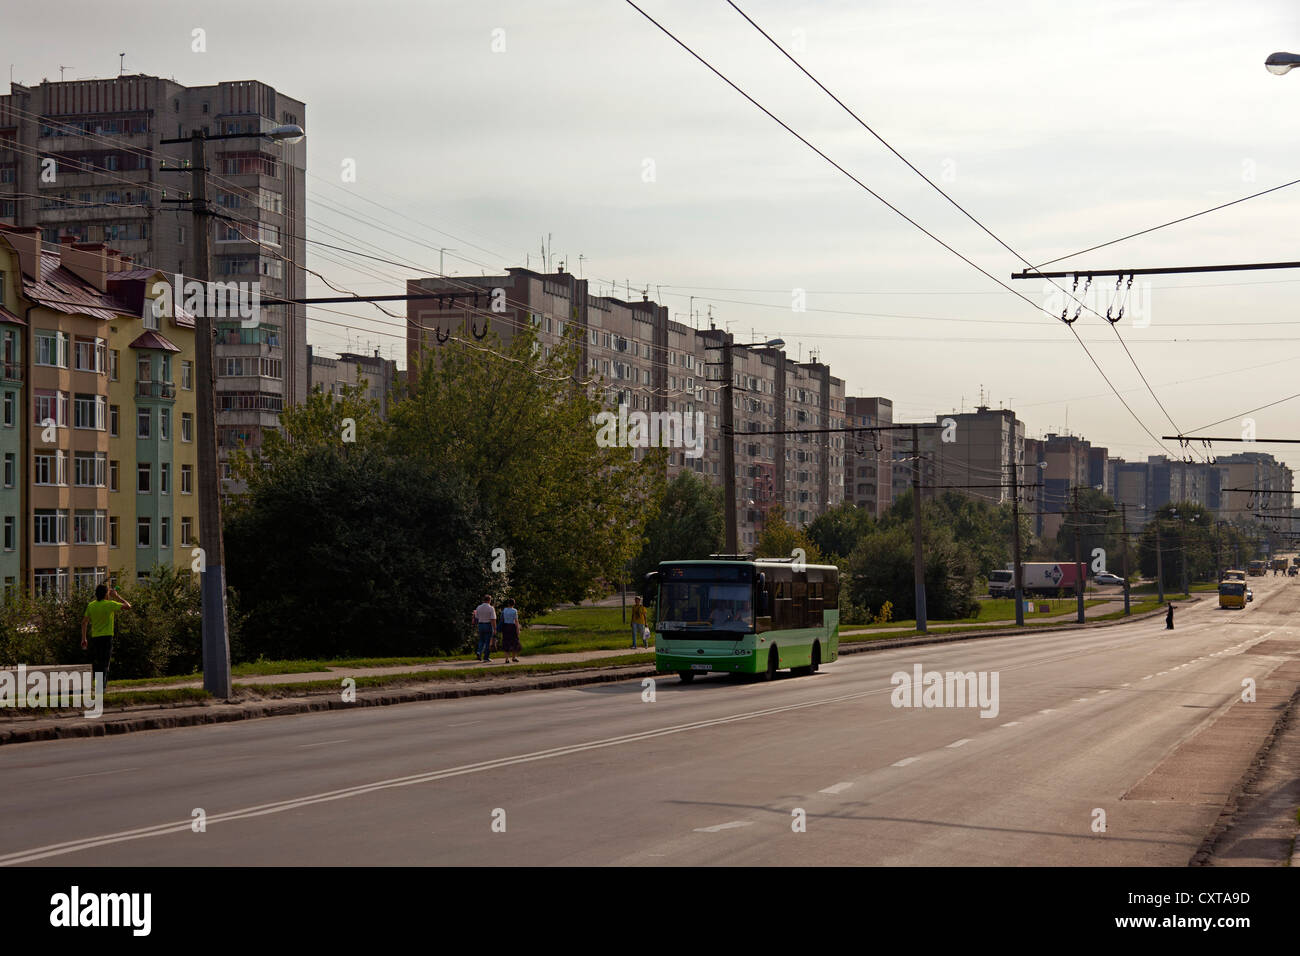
[678,671,695,684]
[762,648,779,681]
[810,642,821,674]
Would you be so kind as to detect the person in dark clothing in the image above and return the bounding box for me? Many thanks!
[1165,603,1174,630]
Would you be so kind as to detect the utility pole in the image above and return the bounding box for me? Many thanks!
[722,338,737,554]
[1072,487,1084,623]
[189,131,232,700]
[1011,457,1024,626]
[1180,512,1189,598]
[912,423,927,632]
[1155,520,1165,604]
[1120,503,1130,615]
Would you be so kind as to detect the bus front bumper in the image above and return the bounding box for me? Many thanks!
[655,650,760,675]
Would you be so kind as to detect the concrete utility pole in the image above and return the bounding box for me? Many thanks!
[912,424,927,632]
[189,131,232,700]
[722,339,737,553]
[1072,487,1085,624]
[1156,520,1165,604]
[1180,512,1190,598]
[1011,457,1024,626]
[1120,503,1130,615]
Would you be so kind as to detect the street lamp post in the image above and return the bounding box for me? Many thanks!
[158,123,305,699]
[1266,52,1300,74]
[709,335,783,554]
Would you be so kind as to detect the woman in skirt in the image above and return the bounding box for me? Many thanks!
[499,598,522,662]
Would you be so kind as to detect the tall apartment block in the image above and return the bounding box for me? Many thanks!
[890,405,1024,510]
[0,225,199,595]
[844,396,893,518]
[405,267,845,546]
[0,75,307,486]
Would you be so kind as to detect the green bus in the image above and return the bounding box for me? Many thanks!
[646,558,840,683]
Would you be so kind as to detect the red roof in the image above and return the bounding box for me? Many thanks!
[128,330,181,353]
[0,304,25,326]
[23,254,131,321]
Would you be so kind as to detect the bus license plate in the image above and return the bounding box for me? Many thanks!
[691,664,712,671]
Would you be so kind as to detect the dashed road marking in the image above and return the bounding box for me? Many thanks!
[946,739,972,748]
[892,757,920,767]
[819,782,853,795]
[694,821,753,833]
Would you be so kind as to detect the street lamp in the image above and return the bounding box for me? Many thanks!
[708,336,784,554]
[1265,51,1300,75]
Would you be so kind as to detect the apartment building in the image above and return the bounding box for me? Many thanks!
[844,397,894,518]
[0,234,24,595]
[307,346,400,418]
[0,225,199,592]
[1215,452,1293,528]
[406,267,845,547]
[0,75,306,484]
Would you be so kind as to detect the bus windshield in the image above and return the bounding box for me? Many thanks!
[1219,582,1245,596]
[659,579,754,632]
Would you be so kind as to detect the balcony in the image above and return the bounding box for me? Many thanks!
[136,381,176,399]
[0,362,21,384]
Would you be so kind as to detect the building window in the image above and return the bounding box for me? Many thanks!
[34,330,69,368]
[74,452,107,487]
[73,510,107,545]
[33,389,68,427]
[109,516,118,548]
[74,393,106,430]
[109,349,119,381]
[160,516,169,549]
[180,516,192,545]
[137,517,151,548]
[2,516,12,551]
[181,412,193,442]
[33,452,67,486]
[2,453,11,488]
[33,509,68,545]
[181,464,192,494]
[109,460,119,492]
[2,392,12,427]
[181,361,193,390]
[137,463,151,493]
[33,568,68,598]
[74,337,106,373]
[160,407,170,440]
[137,408,151,439]
[160,463,169,495]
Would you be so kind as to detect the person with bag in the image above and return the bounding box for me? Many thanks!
[472,595,497,662]
[499,598,521,662]
[630,596,649,649]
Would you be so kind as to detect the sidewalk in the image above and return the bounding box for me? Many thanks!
[842,595,1152,637]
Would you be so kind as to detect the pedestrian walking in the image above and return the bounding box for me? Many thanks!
[1165,602,1174,630]
[630,596,649,649]
[499,598,521,663]
[81,583,131,689]
[472,594,497,662]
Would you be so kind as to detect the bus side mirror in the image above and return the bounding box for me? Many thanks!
[644,571,659,606]
[757,572,768,616]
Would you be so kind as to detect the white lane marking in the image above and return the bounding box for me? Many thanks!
[1121,683,1131,687]
[0,686,884,866]
[1097,689,1110,695]
[448,721,480,727]
[295,739,351,749]
[53,768,138,782]
[1001,721,1022,727]
[694,821,752,833]
[1039,709,1056,714]
[819,782,853,794]
[946,739,971,748]
[1142,675,1153,680]
[892,757,919,767]
[1075,698,1089,702]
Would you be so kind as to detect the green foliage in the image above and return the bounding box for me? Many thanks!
[1137,502,1251,583]
[755,505,823,562]
[805,502,875,562]
[629,468,723,592]
[845,521,979,621]
[225,443,496,659]
[873,600,893,625]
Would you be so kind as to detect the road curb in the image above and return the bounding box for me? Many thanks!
[0,598,1194,746]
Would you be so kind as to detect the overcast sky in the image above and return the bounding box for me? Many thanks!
[9,0,1300,474]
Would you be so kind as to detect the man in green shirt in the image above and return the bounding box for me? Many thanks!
[81,583,131,688]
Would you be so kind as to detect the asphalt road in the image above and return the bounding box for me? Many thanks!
[2,577,1297,866]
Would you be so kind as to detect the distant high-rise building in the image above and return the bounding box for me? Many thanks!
[844,397,893,518]
[0,75,307,487]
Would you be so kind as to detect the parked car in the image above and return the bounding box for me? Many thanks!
[1094,572,1124,586]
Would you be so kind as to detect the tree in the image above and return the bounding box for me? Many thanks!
[1054,487,1124,573]
[845,523,978,621]
[805,502,874,562]
[387,327,655,616]
[630,468,724,592]
[755,505,822,562]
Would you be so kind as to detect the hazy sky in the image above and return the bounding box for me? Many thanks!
[8,0,1300,473]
